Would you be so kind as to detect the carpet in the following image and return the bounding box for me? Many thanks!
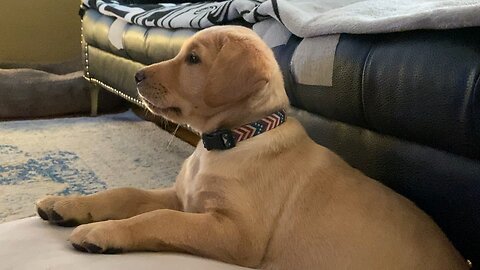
[0,111,194,223]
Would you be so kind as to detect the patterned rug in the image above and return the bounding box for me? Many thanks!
[0,111,194,223]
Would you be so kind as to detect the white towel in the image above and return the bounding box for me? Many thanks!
[256,0,480,87]
[258,0,480,37]
[108,19,129,50]
[291,35,340,87]
[253,18,291,48]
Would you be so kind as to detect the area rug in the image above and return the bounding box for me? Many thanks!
[0,111,194,223]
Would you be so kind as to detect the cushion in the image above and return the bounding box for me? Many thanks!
[82,9,197,65]
[0,217,251,270]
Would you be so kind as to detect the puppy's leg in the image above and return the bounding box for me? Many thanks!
[69,210,254,266]
[36,187,180,227]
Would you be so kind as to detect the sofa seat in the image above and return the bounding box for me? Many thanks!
[0,217,251,270]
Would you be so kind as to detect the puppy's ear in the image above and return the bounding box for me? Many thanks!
[203,36,270,108]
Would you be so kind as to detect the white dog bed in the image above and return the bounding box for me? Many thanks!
[0,217,251,270]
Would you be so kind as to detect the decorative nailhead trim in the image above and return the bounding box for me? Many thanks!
[80,19,91,80]
[85,74,198,135]
[84,76,145,107]
[81,18,144,107]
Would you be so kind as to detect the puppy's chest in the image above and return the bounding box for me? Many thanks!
[179,156,230,213]
[182,179,229,214]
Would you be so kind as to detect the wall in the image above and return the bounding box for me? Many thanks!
[0,0,81,63]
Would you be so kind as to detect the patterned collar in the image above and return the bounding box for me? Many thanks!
[202,110,287,151]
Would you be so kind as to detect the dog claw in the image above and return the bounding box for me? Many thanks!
[82,243,122,254]
[72,243,88,253]
[37,208,49,221]
[50,210,79,227]
[50,210,64,221]
[104,247,123,254]
[84,243,103,253]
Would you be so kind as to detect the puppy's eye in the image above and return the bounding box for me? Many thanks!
[187,52,201,64]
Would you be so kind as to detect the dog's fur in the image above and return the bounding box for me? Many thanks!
[36,26,468,269]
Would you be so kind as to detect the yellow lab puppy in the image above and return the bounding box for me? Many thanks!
[36,26,468,270]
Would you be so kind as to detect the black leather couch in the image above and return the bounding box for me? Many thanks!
[81,7,480,266]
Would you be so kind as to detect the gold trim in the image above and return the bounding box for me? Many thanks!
[81,15,144,107]
[84,76,145,107]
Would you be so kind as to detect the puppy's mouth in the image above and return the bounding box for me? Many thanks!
[142,99,182,115]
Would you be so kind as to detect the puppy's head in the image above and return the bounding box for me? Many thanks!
[137,26,289,133]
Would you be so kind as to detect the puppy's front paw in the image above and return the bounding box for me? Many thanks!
[36,196,92,227]
[69,221,128,254]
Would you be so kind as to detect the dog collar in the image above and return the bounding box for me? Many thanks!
[202,110,287,151]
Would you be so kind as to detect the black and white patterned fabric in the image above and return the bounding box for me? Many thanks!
[83,0,480,35]
[81,0,269,29]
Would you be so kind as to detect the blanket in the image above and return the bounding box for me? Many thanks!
[83,0,480,35]
[81,0,264,29]
[84,0,480,87]
[263,0,480,86]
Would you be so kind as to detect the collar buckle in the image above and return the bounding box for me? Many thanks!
[202,129,236,151]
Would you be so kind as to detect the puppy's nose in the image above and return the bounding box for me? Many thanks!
[135,70,146,83]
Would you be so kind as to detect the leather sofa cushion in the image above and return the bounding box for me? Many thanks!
[83,9,197,65]
[275,28,480,160]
